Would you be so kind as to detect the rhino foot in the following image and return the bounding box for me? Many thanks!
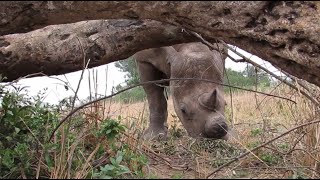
[143,126,168,141]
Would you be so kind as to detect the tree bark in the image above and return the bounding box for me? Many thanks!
[0,19,197,81]
[0,1,319,86]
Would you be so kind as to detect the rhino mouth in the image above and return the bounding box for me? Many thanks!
[204,121,228,139]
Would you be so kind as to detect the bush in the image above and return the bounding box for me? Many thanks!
[0,86,60,178]
[0,83,148,179]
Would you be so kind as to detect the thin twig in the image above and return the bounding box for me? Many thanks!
[48,77,296,141]
[256,78,285,110]
[20,118,44,148]
[288,148,320,164]
[76,143,101,178]
[64,37,90,178]
[36,150,44,179]
[281,70,313,94]
[285,133,306,155]
[20,166,27,179]
[206,119,320,179]
[66,126,91,178]
[71,37,90,110]
[221,41,319,107]
[1,71,86,105]
[213,39,234,128]
[1,72,46,86]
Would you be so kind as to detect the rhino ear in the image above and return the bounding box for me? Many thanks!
[199,89,217,110]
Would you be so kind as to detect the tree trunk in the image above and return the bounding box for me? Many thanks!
[0,1,319,86]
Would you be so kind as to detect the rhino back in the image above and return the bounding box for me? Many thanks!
[171,43,225,81]
[133,47,175,77]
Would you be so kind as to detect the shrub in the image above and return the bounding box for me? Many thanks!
[0,85,60,178]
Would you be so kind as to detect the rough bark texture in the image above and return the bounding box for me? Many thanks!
[0,20,196,81]
[0,1,319,86]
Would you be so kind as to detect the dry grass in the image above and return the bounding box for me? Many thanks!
[87,84,320,179]
[46,67,319,179]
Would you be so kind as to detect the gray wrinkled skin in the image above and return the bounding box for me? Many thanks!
[133,42,228,140]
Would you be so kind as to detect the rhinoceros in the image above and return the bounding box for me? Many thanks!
[133,42,228,140]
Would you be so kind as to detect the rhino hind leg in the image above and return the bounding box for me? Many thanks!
[137,62,168,140]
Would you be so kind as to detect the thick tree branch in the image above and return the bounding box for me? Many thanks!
[0,1,269,36]
[0,19,196,81]
[0,1,319,87]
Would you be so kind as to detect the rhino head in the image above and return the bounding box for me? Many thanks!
[170,42,228,139]
[173,88,228,139]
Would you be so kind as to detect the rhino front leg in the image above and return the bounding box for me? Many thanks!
[138,62,168,140]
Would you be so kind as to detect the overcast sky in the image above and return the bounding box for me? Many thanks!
[3,46,281,105]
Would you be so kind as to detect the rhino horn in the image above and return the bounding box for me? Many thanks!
[199,89,217,110]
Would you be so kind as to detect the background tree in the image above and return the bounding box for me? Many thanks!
[224,65,272,92]
[243,65,271,88]
[114,57,146,103]
[114,57,140,87]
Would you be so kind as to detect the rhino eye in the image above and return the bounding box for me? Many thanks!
[181,107,187,114]
[180,103,188,115]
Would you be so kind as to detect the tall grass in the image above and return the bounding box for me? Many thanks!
[103,82,319,178]
[1,63,319,179]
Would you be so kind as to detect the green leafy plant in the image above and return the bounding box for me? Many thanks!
[247,141,260,149]
[98,118,126,141]
[148,174,160,179]
[0,85,60,178]
[95,118,148,179]
[278,143,289,151]
[250,128,262,137]
[259,152,280,165]
[171,173,183,179]
[93,151,131,179]
[121,144,148,178]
